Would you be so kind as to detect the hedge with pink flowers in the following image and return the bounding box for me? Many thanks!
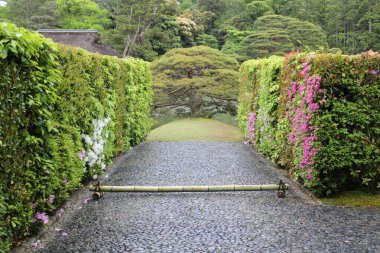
[238,52,380,195]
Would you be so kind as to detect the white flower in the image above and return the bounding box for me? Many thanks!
[81,134,93,145]
[81,117,112,169]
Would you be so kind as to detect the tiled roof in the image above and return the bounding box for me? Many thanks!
[37,29,99,33]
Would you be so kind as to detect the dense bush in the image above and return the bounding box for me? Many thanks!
[238,51,380,196]
[0,23,152,251]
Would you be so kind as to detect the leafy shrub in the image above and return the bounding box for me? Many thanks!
[239,51,380,196]
[0,22,152,251]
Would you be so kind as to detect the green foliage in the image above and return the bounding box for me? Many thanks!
[238,15,328,60]
[104,0,181,59]
[152,46,239,118]
[5,0,60,29]
[228,0,274,30]
[0,22,61,249]
[196,34,219,48]
[221,28,251,61]
[240,29,293,60]
[56,0,111,31]
[180,8,216,34]
[180,0,197,10]
[0,4,10,22]
[2,0,379,57]
[176,16,201,47]
[238,56,284,162]
[197,0,246,27]
[273,0,380,54]
[238,51,380,196]
[0,22,152,251]
[253,15,328,50]
[4,0,110,31]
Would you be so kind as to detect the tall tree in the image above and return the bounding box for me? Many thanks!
[103,0,180,59]
[271,0,380,53]
[228,0,274,30]
[0,2,9,22]
[240,29,293,59]
[152,46,240,117]
[253,15,328,50]
[5,0,60,29]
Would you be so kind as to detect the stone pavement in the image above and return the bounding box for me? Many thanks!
[37,142,380,252]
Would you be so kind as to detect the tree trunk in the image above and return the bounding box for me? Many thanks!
[368,0,372,33]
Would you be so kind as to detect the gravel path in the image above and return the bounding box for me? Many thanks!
[38,142,380,253]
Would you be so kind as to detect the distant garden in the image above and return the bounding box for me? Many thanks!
[1,0,380,251]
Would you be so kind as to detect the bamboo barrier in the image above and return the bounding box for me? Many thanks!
[89,184,288,192]
[89,181,288,198]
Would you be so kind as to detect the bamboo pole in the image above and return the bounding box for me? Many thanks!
[89,184,288,193]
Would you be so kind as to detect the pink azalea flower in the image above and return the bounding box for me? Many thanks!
[83,197,91,204]
[32,241,44,250]
[370,70,377,75]
[48,195,55,204]
[310,103,319,112]
[301,123,308,132]
[61,231,68,237]
[248,112,257,144]
[288,90,293,98]
[289,133,296,142]
[34,212,49,224]
[292,82,298,93]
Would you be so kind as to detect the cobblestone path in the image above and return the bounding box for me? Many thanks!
[39,142,380,253]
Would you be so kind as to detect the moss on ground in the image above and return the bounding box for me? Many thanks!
[320,190,380,208]
[147,118,244,142]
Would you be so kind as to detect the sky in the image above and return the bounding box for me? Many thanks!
[0,1,6,7]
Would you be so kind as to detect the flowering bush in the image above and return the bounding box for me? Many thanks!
[248,112,256,144]
[238,56,284,161]
[287,61,325,184]
[239,52,380,196]
[0,23,152,251]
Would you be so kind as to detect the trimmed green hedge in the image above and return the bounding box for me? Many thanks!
[239,52,380,196]
[0,23,152,251]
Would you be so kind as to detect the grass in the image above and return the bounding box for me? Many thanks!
[147,118,244,142]
[320,190,380,208]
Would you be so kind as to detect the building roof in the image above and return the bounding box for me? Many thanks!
[38,29,99,33]
[38,29,121,57]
